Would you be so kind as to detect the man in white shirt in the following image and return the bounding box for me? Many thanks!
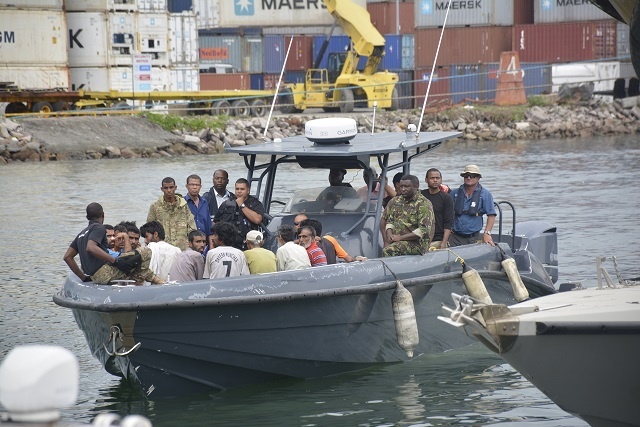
[276,224,311,271]
[204,222,250,278]
[168,230,207,283]
[140,221,182,281]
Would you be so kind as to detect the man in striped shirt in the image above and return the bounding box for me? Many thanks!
[297,225,327,267]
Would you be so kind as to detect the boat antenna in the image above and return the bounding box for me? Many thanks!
[371,101,377,135]
[416,0,452,141]
[264,35,295,139]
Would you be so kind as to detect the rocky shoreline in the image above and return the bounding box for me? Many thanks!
[1,100,639,164]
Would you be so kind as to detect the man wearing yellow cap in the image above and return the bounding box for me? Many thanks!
[450,165,496,247]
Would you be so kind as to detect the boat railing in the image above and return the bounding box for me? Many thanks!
[494,201,516,249]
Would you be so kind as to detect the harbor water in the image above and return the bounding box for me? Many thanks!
[0,133,638,426]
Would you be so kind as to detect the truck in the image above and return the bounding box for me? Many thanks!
[278,0,399,114]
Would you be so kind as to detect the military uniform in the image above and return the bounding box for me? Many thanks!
[147,194,196,250]
[91,247,161,285]
[382,193,434,257]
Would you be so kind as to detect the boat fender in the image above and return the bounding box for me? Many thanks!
[501,256,529,302]
[392,281,419,358]
[461,262,493,304]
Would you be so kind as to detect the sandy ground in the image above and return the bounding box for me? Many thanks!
[15,116,178,154]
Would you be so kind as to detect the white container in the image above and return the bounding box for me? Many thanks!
[0,10,67,66]
[0,0,63,9]
[138,0,167,12]
[0,66,69,90]
[552,61,635,99]
[194,0,366,29]
[534,0,612,23]
[65,0,137,12]
[70,66,169,92]
[137,12,169,61]
[169,12,199,66]
[169,66,199,91]
[415,0,513,28]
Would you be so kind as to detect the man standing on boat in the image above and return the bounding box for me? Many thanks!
[450,165,496,247]
[421,168,454,250]
[147,177,196,251]
[184,174,212,246]
[213,178,265,250]
[203,169,235,219]
[380,174,434,257]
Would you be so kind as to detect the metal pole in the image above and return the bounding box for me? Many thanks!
[396,0,400,35]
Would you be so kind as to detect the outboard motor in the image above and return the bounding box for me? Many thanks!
[514,221,558,283]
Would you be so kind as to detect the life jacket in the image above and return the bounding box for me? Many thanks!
[454,184,483,217]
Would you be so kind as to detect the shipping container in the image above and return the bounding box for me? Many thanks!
[193,0,366,29]
[262,26,344,35]
[520,63,552,96]
[0,10,68,66]
[551,61,633,94]
[312,35,367,70]
[263,35,285,74]
[69,66,169,92]
[367,1,415,35]
[138,12,170,64]
[168,0,193,12]
[402,34,415,70]
[450,64,498,104]
[514,0,534,25]
[617,21,630,59]
[392,69,415,110]
[243,35,263,73]
[138,0,167,12]
[169,12,198,66]
[415,26,512,67]
[198,34,243,70]
[414,66,451,108]
[382,35,402,70]
[284,70,306,84]
[285,35,314,71]
[263,73,281,90]
[0,66,69,90]
[199,73,250,90]
[250,73,264,90]
[66,0,137,12]
[169,66,199,91]
[0,0,62,9]
[415,0,513,28]
[513,21,617,63]
[533,0,611,23]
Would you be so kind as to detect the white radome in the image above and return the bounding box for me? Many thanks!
[305,117,357,144]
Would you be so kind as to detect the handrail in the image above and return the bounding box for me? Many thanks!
[494,201,516,249]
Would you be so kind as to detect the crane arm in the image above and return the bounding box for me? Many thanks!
[323,0,385,57]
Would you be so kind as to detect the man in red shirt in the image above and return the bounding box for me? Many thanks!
[297,225,327,267]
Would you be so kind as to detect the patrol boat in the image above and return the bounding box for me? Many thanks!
[54,118,559,398]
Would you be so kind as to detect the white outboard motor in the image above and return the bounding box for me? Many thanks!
[0,345,79,423]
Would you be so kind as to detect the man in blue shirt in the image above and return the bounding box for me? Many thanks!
[450,165,496,247]
[185,174,212,245]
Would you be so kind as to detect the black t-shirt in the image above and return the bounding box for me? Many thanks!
[70,221,109,276]
[421,190,454,242]
[213,196,266,248]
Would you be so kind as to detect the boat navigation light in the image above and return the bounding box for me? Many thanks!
[304,117,357,144]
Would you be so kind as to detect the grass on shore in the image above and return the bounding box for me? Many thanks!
[141,112,227,132]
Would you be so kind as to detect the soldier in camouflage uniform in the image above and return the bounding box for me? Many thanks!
[147,177,196,251]
[380,174,434,257]
[91,247,163,285]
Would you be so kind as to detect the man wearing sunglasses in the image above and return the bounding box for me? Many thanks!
[450,165,496,247]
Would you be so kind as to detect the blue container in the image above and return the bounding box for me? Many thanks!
[390,69,414,110]
[263,35,286,74]
[450,64,498,104]
[284,70,306,84]
[521,63,552,96]
[381,35,402,71]
[168,0,192,12]
[312,35,367,70]
[250,73,264,90]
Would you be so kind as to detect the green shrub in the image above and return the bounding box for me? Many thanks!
[141,112,227,132]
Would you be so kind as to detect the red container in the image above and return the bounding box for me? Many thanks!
[263,73,283,90]
[415,26,512,68]
[285,35,313,71]
[367,1,415,35]
[414,66,451,109]
[200,73,250,90]
[513,21,617,63]
[513,0,534,25]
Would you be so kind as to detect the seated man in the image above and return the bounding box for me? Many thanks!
[298,225,327,267]
[117,221,141,251]
[204,222,250,278]
[276,224,311,271]
[298,218,337,265]
[316,169,358,209]
[244,230,277,274]
[63,203,163,285]
[356,167,396,203]
[168,230,207,283]
[140,220,182,281]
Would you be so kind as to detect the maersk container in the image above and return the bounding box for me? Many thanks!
[367,1,415,35]
[414,66,451,108]
[402,34,415,70]
[69,66,169,92]
[415,26,512,67]
[168,0,193,13]
[391,69,414,110]
[169,66,199,91]
[194,0,366,29]
[533,0,611,23]
[0,0,62,9]
[243,35,263,73]
[382,34,402,70]
[198,34,243,70]
[263,35,285,74]
[0,11,68,67]
[513,21,617,63]
[66,0,137,12]
[169,12,198,66]
[0,66,69,90]
[415,0,514,28]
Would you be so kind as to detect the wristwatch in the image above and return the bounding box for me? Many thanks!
[484,230,491,234]
[240,203,246,208]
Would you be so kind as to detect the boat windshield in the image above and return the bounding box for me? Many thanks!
[281,186,364,214]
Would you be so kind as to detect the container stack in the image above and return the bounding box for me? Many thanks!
[0,1,69,94]
[168,11,200,91]
[66,0,171,92]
